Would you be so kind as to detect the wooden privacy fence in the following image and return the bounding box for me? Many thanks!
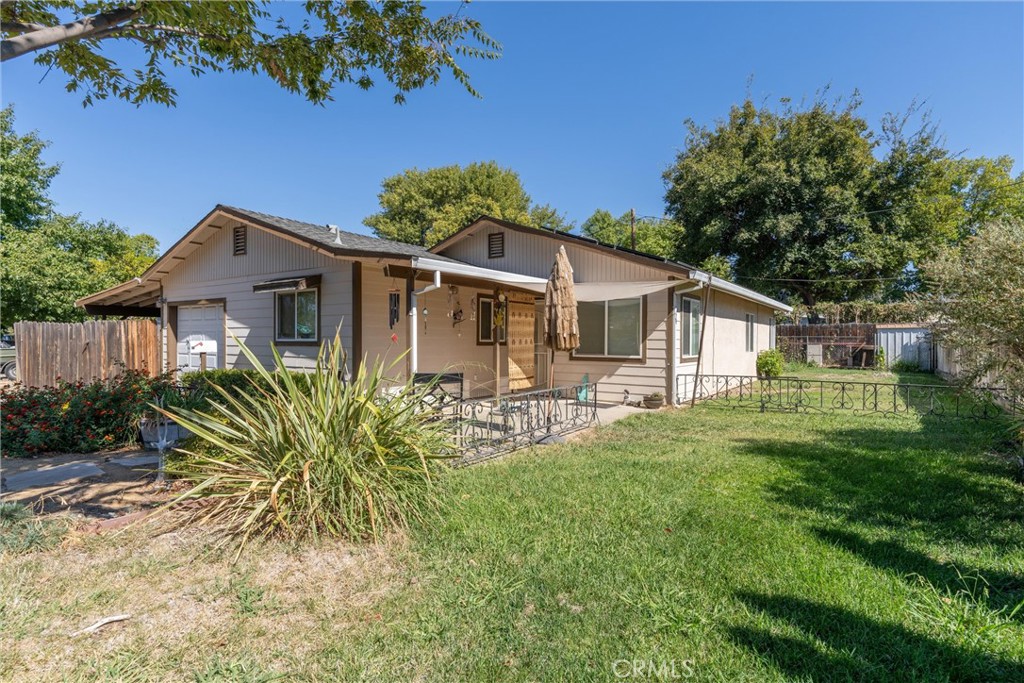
[14,320,160,388]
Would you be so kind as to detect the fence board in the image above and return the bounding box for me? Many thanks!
[13,320,160,388]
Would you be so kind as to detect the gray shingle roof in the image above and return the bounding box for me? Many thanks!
[218,205,456,261]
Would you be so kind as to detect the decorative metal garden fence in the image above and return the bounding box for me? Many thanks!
[446,382,599,464]
[691,375,1019,420]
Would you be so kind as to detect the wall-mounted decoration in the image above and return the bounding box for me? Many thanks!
[388,290,400,330]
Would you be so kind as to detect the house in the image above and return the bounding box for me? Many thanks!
[77,205,792,405]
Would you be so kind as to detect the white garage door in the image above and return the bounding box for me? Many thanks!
[177,304,223,372]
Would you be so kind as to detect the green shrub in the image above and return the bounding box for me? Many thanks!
[163,333,455,547]
[1,370,171,457]
[891,359,922,373]
[756,349,785,377]
[875,347,887,370]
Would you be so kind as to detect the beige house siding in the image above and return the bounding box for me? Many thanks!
[674,289,773,401]
[359,265,510,397]
[161,222,353,371]
[438,220,671,282]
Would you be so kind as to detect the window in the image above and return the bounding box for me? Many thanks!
[677,295,702,357]
[477,296,506,343]
[488,232,505,259]
[276,288,318,342]
[745,313,755,352]
[574,298,643,359]
[233,226,247,256]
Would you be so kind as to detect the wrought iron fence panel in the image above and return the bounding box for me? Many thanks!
[446,383,599,464]
[692,375,1017,420]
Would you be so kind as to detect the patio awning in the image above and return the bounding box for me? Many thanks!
[410,257,684,302]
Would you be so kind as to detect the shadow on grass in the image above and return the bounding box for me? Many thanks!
[814,527,1024,622]
[730,591,1024,682]
[735,421,1024,550]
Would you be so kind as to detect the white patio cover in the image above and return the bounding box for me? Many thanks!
[411,257,682,302]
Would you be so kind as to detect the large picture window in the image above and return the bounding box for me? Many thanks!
[477,296,507,344]
[574,298,643,359]
[276,288,318,342]
[678,295,702,358]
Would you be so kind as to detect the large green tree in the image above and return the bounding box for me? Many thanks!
[0,107,59,230]
[580,209,677,258]
[1,216,159,325]
[364,161,567,246]
[1,1,499,107]
[663,94,1024,305]
[1,106,158,326]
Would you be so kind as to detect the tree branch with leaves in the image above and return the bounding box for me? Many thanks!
[1,1,500,107]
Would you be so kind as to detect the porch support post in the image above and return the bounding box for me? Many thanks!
[410,270,442,377]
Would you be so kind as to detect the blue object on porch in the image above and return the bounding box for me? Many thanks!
[576,374,591,403]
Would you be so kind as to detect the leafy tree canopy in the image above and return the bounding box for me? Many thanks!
[1,1,499,107]
[918,220,1024,401]
[580,209,677,258]
[1,215,159,326]
[0,106,59,229]
[1,106,158,326]
[663,93,1024,305]
[364,161,567,246]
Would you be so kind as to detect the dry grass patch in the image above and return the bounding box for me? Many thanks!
[0,523,406,681]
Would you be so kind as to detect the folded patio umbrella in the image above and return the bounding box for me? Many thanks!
[544,245,580,390]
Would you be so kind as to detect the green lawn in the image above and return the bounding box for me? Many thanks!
[3,382,1023,681]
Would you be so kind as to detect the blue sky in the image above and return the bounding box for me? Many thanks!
[2,1,1022,250]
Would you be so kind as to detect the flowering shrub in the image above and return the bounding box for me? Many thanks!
[1,370,167,457]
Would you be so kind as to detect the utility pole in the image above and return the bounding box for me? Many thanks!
[630,208,636,250]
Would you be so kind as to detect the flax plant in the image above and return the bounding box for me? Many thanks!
[161,332,454,548]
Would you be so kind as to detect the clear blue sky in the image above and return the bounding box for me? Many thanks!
[2,1,1022,250]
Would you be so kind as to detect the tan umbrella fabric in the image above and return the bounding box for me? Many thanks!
[544,246,580,353]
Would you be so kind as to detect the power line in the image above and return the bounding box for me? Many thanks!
[734,275,905,283]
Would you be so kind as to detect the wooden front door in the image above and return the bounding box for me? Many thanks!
[507,297,536,391]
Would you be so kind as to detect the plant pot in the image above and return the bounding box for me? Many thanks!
[643,396,665,409]
[140,417,192,449]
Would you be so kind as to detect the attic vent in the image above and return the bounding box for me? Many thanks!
[233,226,247,256]
[488,232,504,259]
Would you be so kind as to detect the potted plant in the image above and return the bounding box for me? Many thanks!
[643,392,665,409]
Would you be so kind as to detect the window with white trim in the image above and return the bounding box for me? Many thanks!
[745,313,755,352]
[677,294,702,358]
[575,298,643,359]
[276,288,318,342]
[477,296,506,344]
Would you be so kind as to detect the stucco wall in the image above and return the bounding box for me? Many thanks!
[161,222,353,371]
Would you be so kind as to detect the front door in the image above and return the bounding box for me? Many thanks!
[506,297,536,391]
[176,304,224,372]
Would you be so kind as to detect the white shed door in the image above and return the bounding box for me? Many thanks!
[177,304,223,372]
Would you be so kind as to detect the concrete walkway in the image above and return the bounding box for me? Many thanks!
[2,452,159,493]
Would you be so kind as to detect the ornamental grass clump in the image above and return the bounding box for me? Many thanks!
[162,332,455,547]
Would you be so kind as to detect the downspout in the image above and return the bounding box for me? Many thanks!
[688,271,713,408]
[409,270,441,375]
[669,282,703,404]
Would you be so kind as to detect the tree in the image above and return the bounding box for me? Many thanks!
[918,220,1024,401]
[1,106,158,325]
[0,106,59,230]
[364,161,567,246]
[663,93,1024,305]
[529,203,574,232]
[1,215,159,325]
[1,1,499,107]
[580,209,677,258]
